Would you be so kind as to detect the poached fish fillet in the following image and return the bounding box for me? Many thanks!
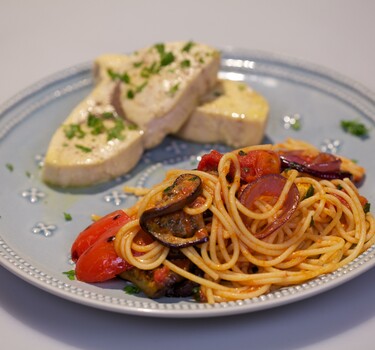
[176,79,269,148]
[42,79,144,188]
[110,41,221,149]
[42,41,220,187]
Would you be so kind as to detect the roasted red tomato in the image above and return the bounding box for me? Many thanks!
[71,210,130,262]
[198,149,280,183]
[75,233,132,283]
[237,150,281,183]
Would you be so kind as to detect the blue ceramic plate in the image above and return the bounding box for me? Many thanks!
[0,49,374,318]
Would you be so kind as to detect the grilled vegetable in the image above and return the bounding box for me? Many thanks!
[140,174,208,247]
[279,150,353,180]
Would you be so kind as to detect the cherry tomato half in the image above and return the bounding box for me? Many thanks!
[75,234,132,283]
[71,210,130,262]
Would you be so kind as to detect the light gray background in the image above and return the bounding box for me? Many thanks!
[1,1,375,349]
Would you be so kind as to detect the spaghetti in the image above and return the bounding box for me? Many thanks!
[114,139,374,303]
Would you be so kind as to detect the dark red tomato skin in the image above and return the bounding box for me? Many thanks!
[71,210,130,262]
[75,234,132,283]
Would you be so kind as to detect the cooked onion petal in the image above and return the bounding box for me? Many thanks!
[279,150,352,180]
[239,174,300,239]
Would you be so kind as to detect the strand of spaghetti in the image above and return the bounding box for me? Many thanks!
[181,246,220,280]
[163,260,232,291]
[183,188,213,215]
[212,284,271,301]
[114,219,142,258]
[115,219,169,269]
[200,226,240,271]
[291,236,345,257]
[125,233,169,270]
[136,178,175,216]
[237,211,314,267]
[318,194,343,236]
[325,180,367,264]
[235,169,299,221]
[229,197,313,255]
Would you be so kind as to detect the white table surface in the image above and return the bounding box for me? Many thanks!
[1,1,375,349]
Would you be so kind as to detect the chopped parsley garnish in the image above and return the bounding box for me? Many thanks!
[310,216,315,227]
[341,120,369,137]
[107,119,125,141]
[64,212,72,221]
[154,43,175,67]
[160,51,175,67]
[180,59,191,68]
[364,202,371,214]
[64,124,85,139]
[168,82,180,96]
[6,163,14,172]
[63,270,76,280]
[127,89,135,99]
[133,61,143,68]
[124,284,141,295]
[303,185,315,199]
[75,144,92,153]
[87,114,106,135]
[140,61,160,78]
[182,41,195,52]
[291,119,301,131]
[107,68,131,84]
[64,112,129,145]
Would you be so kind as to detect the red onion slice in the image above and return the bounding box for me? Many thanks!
[279,150,352,180]
[239,174,300,239]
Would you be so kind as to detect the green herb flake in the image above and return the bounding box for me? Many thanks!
[107,68,131,84]
[124,284,141,295]
[102,112,115,119]
[364,202,371,214]
[303,185,315,199]
[160,51,175,67]
[25,171,31,178]
[310,216,315,227]
[75,144,92,153]
[180,59,191,68]
[141,61,160,78]
[182,41,195,52]
[6,163,14,172]
[133,61,143,68]
[154,43,165,55]
[63,270,76,280]
[107,119,125,141]
[341,119,369,137]
[238,150,247,156]
[168,82,180,96]
[87,114,106,135]
[136,81,148,94]
[64,212,72,221]
[127,89,135,99]
[291,119,301,131]
[64,124,85,140]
